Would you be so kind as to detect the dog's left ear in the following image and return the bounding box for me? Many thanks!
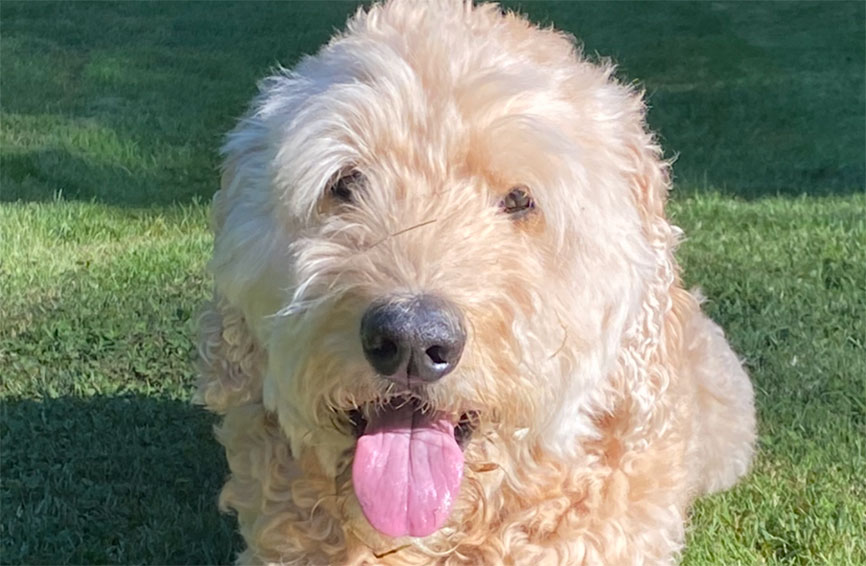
[610,101,687,435]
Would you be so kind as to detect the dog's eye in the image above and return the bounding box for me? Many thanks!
[500,185,534,217]
[328,169,366,203]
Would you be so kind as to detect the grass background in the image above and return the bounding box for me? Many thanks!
[1,1,864,564]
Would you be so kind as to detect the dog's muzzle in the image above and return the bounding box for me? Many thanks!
[360,294,466,384]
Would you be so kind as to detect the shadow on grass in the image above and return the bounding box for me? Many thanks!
[0,395,242,565]
[0,148,166,205]
[1,1,863,206]
[0,1,357,207]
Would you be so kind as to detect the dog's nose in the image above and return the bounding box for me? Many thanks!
[360,295,466,383]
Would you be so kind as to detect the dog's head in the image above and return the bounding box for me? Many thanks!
[210,0,673,542]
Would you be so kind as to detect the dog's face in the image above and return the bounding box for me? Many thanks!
[212,1,667,542]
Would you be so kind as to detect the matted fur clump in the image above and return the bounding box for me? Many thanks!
[197,1,756,564]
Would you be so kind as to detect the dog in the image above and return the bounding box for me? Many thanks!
[197,1,756,564]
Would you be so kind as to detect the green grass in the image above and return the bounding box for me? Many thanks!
[1,2,864,564]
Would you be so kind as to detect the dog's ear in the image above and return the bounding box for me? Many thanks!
[207,81,301,329]
[610,103,687,437]
[625,110,672,226]
[195,296,265,414]
[198,83,297,413]
[198,136,272,414]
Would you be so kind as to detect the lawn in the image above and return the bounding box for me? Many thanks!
[1,1,864,564]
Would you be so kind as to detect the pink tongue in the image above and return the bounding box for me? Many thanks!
[352,403,464,538]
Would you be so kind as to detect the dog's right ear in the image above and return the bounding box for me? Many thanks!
[196,105,275,413]
[195,296,265,414]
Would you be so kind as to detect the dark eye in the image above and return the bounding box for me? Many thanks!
[500,185,535,217]
[328,169,366,203]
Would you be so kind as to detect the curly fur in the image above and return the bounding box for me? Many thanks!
[196,1,756,564]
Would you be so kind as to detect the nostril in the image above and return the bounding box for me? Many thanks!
[425,345,448,366]
[372,338,398,360]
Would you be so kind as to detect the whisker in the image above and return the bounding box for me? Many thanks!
[365,217,439,250]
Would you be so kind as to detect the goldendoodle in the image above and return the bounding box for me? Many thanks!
[197,1,756,564]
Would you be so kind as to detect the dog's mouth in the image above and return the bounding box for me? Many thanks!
[347,398,479,446]
[345,396,479,538]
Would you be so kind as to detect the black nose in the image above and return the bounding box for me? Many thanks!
[360,295,466,383]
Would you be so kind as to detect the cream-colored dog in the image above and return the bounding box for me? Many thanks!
[197,1,756,564]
